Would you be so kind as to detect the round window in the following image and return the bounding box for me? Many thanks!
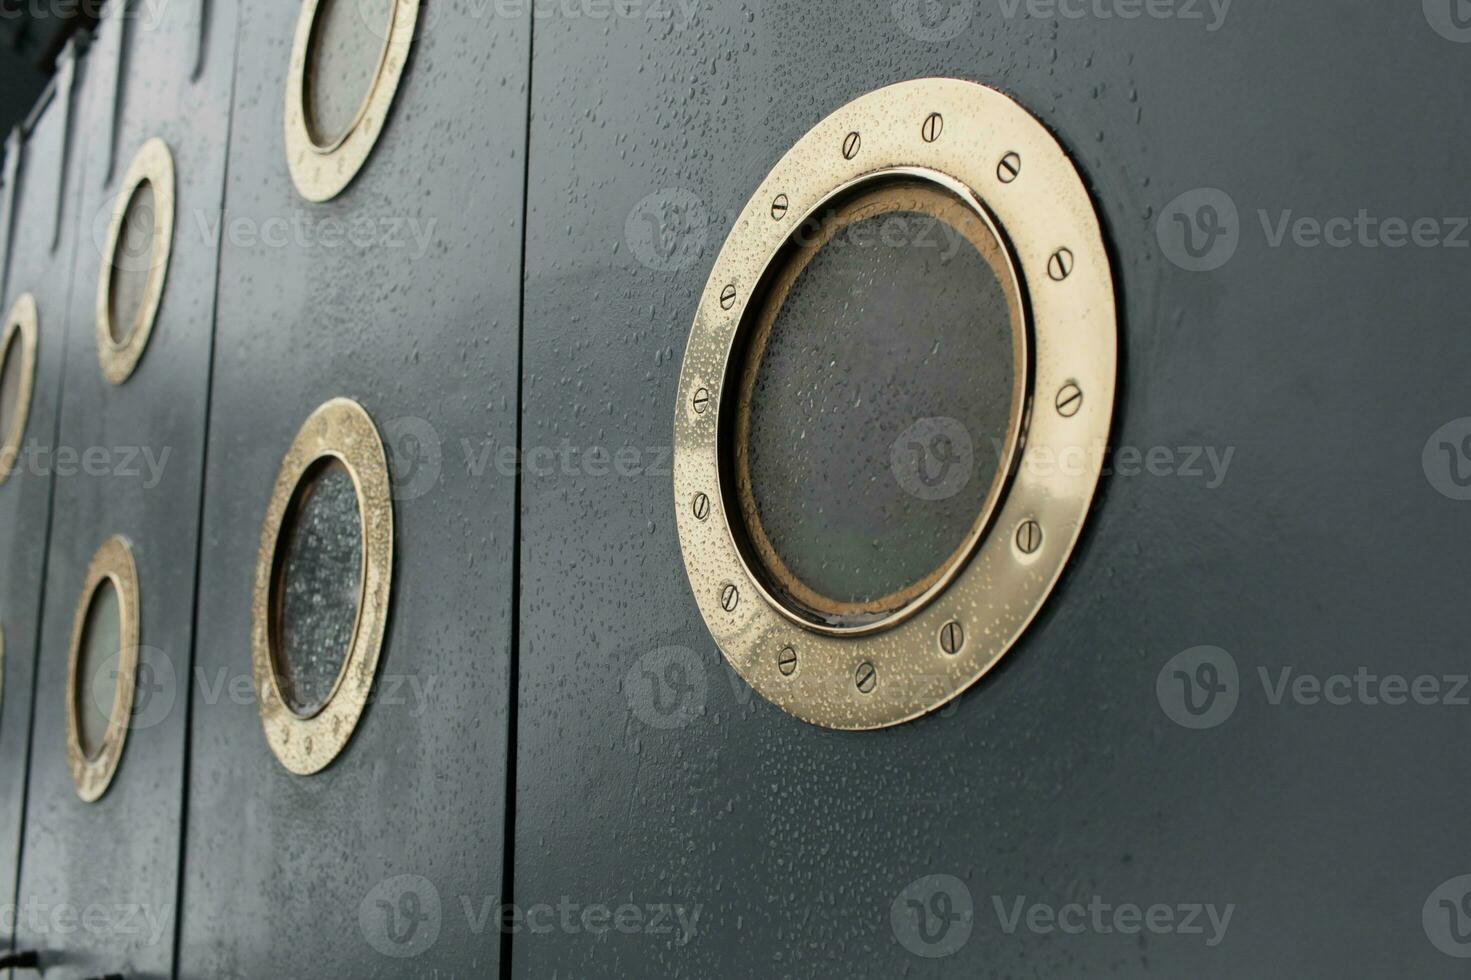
[65,535,140,802]
[253,398,392,774]
[674,79,1117,730]
[96,138,175,385]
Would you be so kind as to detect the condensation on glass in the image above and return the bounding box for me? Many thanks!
[76,577,122,760]
[107,179,157,345]
[728,178,1024,630]
[303,0,394,148]
[269,456,364,717]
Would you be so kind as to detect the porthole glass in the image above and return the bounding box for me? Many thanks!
[0,328,22,442]
[269,457,364,717]
[0,293,38,486]
[730,179,1024,631]
[106,178,157,346]
[303,0,394,148]
[77,578,122,759]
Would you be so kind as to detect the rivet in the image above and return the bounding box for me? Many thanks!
[1055,383,1083,418]
[843,131,862,160]
[998,152,1022,183]
[720,284,738,310]
[855,661,877,694]
[1048,248,1075,282]
[1016,519,1043,555]
[940,621,965,656]
[771,194,789,220]
[778,647,798,676]
[692,492,711,521]
[922,112,944,143]
[692,388,711,414]
[720,583,739,612]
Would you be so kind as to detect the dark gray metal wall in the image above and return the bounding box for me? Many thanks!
[0,38,89,971]
[174,0,528,976]
[513,3,1471,978]
[11,0,237,975]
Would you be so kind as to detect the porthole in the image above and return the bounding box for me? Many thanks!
[65,535,140,802]
[284,0,419,202]
[0,293,38,486]
[673,78,1117,730]
[96,138,175,385]
[252,398,392,775]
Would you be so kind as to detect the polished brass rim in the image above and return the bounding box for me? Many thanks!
[730,176,1028,631]
[65,535,140,802]
[95,138,175,386]
[284,0,419,202]
[252,397,392,775]
[673,78,1117,730]
[0,293,38,485]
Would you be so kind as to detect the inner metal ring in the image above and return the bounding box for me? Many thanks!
[0,293,38,486]
[95,138,175,386]
[728,172,1028,635]
[65,535,139,803]
[673,78,1117,730]
[252,397,393,775]
[284,0,420,202]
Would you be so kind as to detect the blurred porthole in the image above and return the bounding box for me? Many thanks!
[66,535,139,802]
[285,0,420,201]
[96,138,175,385]
[253,398,393,775]
[0,293,38,486]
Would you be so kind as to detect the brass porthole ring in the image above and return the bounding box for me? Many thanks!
[284,0,420,202]
[0,293,38,485]
[672,78,1118,730]
[252,398,393,775]
[96,138,175,385]
[65,535,140,802]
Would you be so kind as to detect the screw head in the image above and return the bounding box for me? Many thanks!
[940,621,965,656]
[998,152,1022,183]
[843,131,862,160]
[1016,519,1043,555]
[1055,382,1083,418]
[771,194,789,220]
[720,583,739,612]
[1048,248,1075,282]
[720,284,738,310]
[855,661,877,694]
[692,492,711,521]
[922,112,944,143]
[778,646,798,676]
[692,388,711,414]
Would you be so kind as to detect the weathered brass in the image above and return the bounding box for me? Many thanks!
[252,398,393,775]
[96,138,175,385]
[0,293,38,486]
[673,78,1117,730]
[284,0,419,202]
[65,535,140,802]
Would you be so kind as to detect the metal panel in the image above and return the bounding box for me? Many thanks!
[514,2,1471,976]
[175,0,529,974]
[0,40,89,966]
[11,0,238,973]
